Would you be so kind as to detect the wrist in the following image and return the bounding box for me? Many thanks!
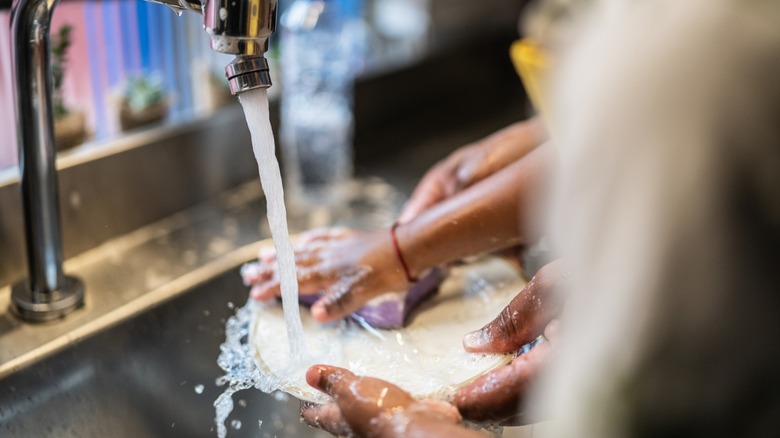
[390,222,418,283]
[391,221,435,282]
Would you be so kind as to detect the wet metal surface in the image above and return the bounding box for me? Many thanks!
[0,182,266,377]
[0,177,403,437]
[0,265,330,438]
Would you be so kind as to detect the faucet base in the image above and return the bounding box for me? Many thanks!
[11,276,85,322]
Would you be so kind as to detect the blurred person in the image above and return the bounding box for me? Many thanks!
[533,0,780,436]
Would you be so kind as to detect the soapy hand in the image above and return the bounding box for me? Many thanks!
[456,261,564,424]
[398,118,545,223]
[301,365,481,438]
[242,228,409,323]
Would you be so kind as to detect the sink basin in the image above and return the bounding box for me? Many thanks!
[0,265,330,438]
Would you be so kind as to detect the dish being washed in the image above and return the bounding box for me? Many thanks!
[249,256,526,403]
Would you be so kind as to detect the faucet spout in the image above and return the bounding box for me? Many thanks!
[146,0,278,94]
[10,0,84,322]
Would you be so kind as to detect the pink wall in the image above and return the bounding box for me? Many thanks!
[52,2,97,139]
[0,3,96,170]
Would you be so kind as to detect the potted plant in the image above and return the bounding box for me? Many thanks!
[52,24,88,151]
[119,74,170,132]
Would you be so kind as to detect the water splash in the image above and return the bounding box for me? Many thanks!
[214,301,288,437]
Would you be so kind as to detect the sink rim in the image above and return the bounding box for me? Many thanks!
[0,240,269,380]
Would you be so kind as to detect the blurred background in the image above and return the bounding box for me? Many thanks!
[0,0,527,170]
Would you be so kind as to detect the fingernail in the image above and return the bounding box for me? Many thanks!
[462,329,488,351]
[311,303,328,322]
[305,365,325,388]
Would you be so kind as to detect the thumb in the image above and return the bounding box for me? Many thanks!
[462,260,563,353]
[398,186,444,224]
[305,365,356,398]
[311,269,370,322]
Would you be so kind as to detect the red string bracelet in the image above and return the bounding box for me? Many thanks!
[390,222,418,283]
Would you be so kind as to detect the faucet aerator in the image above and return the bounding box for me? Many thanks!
[225,57,273,95]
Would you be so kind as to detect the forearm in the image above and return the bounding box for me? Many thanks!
[398,144,552,277]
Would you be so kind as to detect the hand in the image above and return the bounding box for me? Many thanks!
[301,365,479,438]
[242,228,409,323]
[456,320,559,425]
[456,261,564,424]
[398,118,545,223]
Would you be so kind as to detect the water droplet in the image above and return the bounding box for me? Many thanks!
[230,419,242,430]
[194,384,205,394]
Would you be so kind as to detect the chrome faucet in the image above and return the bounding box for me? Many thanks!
[9,0,277,321]
[153,0,277,94]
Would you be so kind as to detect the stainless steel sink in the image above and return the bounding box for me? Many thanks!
[0,264,331,438]
[0,173,406,438]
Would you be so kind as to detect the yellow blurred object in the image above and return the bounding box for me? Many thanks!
[511,39,552,127]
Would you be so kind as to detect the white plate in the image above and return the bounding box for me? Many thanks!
[250,256,525,403]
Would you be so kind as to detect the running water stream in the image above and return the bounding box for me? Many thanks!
[239,88,307,359]
[213,89,308,437]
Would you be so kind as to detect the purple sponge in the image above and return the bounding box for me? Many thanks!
[299,268,443,329]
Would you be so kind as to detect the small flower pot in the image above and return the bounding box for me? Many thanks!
[54,110,88,151]
[119,100,169,132]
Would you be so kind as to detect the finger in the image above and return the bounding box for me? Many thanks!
[398,191,442,224]
[294,250,322,267]
[240,262,273,286]
[462,260,564,353]
[298,228,333,244]
[257,247,277,265]
[296,267,338,294]
[398,176,447,224]
[310,269,370,322]
[250,281,278,301]
[306,365,416,438]
[250,266,338,301]
[301,402,352,436]
[454,153,485,189]
[455,339,553,425]
[298,227,351,244]
[305,365,356,397]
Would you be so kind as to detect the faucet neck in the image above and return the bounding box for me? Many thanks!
[10,0,85,321]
